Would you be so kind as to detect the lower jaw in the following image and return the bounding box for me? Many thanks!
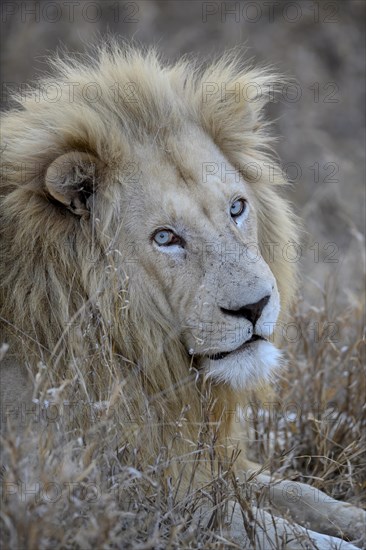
[201,339,282,390]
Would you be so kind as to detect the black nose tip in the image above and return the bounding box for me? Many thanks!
[221,295,271,326]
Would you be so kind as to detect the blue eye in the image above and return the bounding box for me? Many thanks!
[153,229,182,247]
[230,198,246,218]
[154,230,172,245]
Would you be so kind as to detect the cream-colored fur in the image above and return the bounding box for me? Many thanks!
[1,44,364,548]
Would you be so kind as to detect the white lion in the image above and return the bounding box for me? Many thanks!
[0,43,364,548]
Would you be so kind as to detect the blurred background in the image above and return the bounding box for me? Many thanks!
[1,0,365,306]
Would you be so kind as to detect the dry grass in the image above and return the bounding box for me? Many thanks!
[1,281,365,549]
[248,280,366,509]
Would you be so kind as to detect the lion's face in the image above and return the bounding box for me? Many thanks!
[118,126,281,388]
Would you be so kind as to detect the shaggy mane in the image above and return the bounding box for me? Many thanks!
[0,42,299,474]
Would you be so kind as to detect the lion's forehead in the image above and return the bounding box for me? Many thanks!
[130,137,249,209]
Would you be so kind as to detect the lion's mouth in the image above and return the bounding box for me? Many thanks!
[207,334,266,361]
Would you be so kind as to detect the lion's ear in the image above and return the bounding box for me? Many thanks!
[45,151,101,216]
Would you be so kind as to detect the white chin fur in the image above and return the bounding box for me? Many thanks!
[203,340,282,390]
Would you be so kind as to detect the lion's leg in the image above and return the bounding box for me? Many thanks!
[195,501,360,549]
[251,473,366,547]
[248,506,360,550]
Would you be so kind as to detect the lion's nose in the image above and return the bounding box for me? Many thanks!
[220,295,271,326]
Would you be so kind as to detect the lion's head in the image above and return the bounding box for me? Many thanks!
[1,44,298,441]
[78,130,282,390]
